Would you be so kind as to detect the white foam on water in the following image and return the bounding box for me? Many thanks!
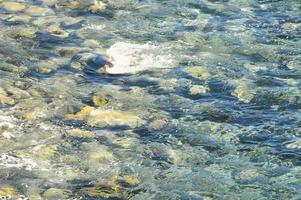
[82,23,106,30]
[105,42,174,74]
[0,153,37,170]
[0,115,16,129]
[2,131,15,139]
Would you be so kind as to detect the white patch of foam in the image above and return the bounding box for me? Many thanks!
[0,153,37,170]
[83,23,105,30]
[105,42,174,74]
[2,131,15,139]
[0,115,16,129]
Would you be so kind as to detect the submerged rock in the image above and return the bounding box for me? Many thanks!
[286,139,301,149]
[183,66,211,79]
[6,14,32,23]
[1,2,25,12]
[89,149,114,162]
[70,52,113,73]
[88,110,143,128]
[25,6,53,16]
[14,28,37,38]
[0,88,15,105]
[231,80,256,103]
[148,118,168,131]
[0,187,18,198]
[45,25,69,38]
[88,1,107,13]
[92,93,109,107]
[189,85,208,95]
[66,128,95,138]
[65,106,144,128]
[43,188,71,199]
[78,175,139,198]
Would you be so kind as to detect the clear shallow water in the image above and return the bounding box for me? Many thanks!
[0,0,300,199]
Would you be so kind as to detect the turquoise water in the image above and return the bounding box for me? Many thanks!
[0,0,300,199]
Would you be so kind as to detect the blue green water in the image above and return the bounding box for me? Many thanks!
[0,0,300,199]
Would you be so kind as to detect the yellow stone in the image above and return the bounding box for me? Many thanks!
[189,85,208,95]
[0,94,15,105]
[17,28,36,38]
[22,112,35,121]
[148,118,167,131]
[7,15,31,23]
[88,110,143,128]
[34,145,57,160]
[65,106,95,120]
[38,66,52,74]
[2,2,25,12]
[183,66,210,79]
[46,25,69,38]
[0,187,18,197]
[282,22,301,30]
[232,81,255,103]
[64,168,81,180]
[59,1,80,9]
[43,188,70,199]
[28,193,42,200]
[25,6,51,16]
[80,187,119,198]
[114,139,134,148]
[65,107,143,128]
[42,0,58,5]
[89,150,114,162]
[29,89,43,97]
[122,176,139,186]
[88,1,106,13]
[67,128,95,138]
[6,87,30,98]
[92,94,108,107]
[83,39,100,48]
[79,175,138,198]
[0,88,6,95]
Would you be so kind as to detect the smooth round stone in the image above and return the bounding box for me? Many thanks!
[92,93,109,107]
[189,85,208,95]
[148,118,168,131]
[15,28,37,38]
[0,187,19,199]
[236,168,261,182]
[7,15,32,23]
[42,0,58,6]
[82,39,100,48]
[2,2,25,12]
[286,139,301,149]
[66,129,95,138]
[46,25,69,38]
[25,6,53,16]
[89,149,114,162]
[0,88,15,105]
[231,80,256,103]
[183,66,211,79]
[43,188,71,199]
[88,1,107,13]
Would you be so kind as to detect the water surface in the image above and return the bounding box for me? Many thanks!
[0,0,300,199]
